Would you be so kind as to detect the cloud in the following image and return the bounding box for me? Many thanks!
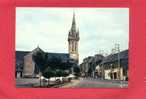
[16,7,129,64]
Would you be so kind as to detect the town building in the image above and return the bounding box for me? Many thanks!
[100,50,128,80]
[80,54,104,78]
[80,50,128,81]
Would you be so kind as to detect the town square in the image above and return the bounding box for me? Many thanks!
[16,8,128,88]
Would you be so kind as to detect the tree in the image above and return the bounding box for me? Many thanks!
[32,51,48,72]
[32,51,75,79]
[73,66,80,76]
[43,67,56,78]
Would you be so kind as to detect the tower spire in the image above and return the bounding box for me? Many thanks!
[71,11,76,32]
[72,10,76,25]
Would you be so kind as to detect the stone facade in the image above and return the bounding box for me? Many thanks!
[22,47,43,77]
[80,54,104,78]
[68,12,79,64]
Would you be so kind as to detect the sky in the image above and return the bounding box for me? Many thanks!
[16,7,129,64]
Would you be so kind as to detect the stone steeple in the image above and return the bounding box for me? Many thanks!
[71,11,76,31]
[68,12,79,64]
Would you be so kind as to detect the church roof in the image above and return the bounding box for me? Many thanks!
[46,53,70,63]
[32,46,44,53]
[47,53,69,58]
[16,49,70,64]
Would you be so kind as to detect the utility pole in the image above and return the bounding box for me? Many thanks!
[115,43,123,88]
[111,48,116,54]
[115,43,121,80]
[111,48,116,80]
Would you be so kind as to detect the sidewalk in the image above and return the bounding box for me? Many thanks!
[60,80,80,88]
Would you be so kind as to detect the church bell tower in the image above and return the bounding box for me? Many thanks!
[68,12,79,64]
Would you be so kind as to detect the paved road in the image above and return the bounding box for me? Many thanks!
[16,78,128,88]
[16,78,68,88]
[61,78,128,88]
[16,78,40,87]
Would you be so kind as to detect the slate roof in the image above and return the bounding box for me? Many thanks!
[101,50,128,69]
[102,50,128,63]
[16,50,70,64]
[47,53,69,60]
[46,53,70,63]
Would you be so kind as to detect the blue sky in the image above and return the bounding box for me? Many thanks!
[16,8,129,64]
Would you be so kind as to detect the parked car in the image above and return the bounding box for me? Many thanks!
[55,79,61,84]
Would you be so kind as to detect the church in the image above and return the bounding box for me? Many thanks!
[16,12,80,78]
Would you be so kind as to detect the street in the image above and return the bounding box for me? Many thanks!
[16,78,128,88]
[16,78,40,87]
[61,78,128,88]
